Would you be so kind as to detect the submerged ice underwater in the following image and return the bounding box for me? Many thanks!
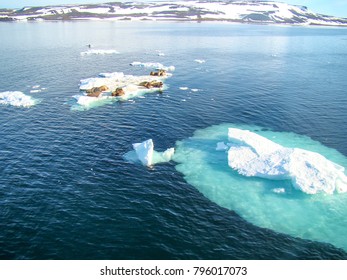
[1,21,347,259]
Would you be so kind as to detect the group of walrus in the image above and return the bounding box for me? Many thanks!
[85,70,167,98]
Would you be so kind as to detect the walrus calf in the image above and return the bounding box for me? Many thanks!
[111,88,125,97]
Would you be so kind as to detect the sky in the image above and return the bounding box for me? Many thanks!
[1,0,347,18]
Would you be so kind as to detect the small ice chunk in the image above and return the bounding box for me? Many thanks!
[30,89,41,93]
[130,139,174,166]
[191,89,199,92]
[0,91,36,107]
[179,87,189,90]
[80,49,119,56]
[130,62,175,72]
[153,147,175,164]
[194,59,206,64]
[216,142,228,151]
[32,85,40,89]
[133,139,154,166]
[273,188,286,194]
[227,128,347,194]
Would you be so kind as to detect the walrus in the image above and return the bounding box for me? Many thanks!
[98,85,109,92]
[86,85,109,97]
[151,81,163,88]
[139,81,153,89]
[150,70,166,77]
[111,87,125,97]
[139,81,163,89]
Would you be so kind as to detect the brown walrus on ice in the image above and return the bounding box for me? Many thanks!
[86,85,109,97]
[150,70,166,77]
[111,88,125,97]
[139,81,163,89]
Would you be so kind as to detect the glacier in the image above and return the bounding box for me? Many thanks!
[0,91,37,107]
[227,128,347,194]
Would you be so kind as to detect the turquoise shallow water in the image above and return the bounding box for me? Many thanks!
[174,123,347,251]
[0,21,347,259]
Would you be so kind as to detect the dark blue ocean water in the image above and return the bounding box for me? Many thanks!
[0,21,347,259]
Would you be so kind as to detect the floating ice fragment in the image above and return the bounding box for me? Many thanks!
[191,89,200,92]
[216,142,228,151]
[273,188,286,194]
[98,72,124,79]
[194,59,206,64]
[133,139,154,166]
[80,49,119,56]
[130,62,175,72]
[0,91,37,107]
[179,87,189,90]
[227,128,347,194]
[30,89,41,93]
[128,139,174,166]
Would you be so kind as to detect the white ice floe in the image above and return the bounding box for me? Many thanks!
[80,49,119,56]
[191,89,200,92]
[130,139,174,166]
[226,128,347,194]
[273,188,286,194]
[0,91,37,107]
[194,59,206,64]
[75,70,171,109]
[179,87,189,90]
[98,72,125,79]
[30,89,41,93]
[130,62,175,72]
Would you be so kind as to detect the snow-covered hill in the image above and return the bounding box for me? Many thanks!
[1,1,347,26]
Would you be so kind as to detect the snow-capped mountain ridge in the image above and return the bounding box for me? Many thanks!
[1,1,347,26]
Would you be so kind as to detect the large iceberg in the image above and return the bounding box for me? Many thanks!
[127,139,174,166]
[227,128,347,194]
[0,91,37,107]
